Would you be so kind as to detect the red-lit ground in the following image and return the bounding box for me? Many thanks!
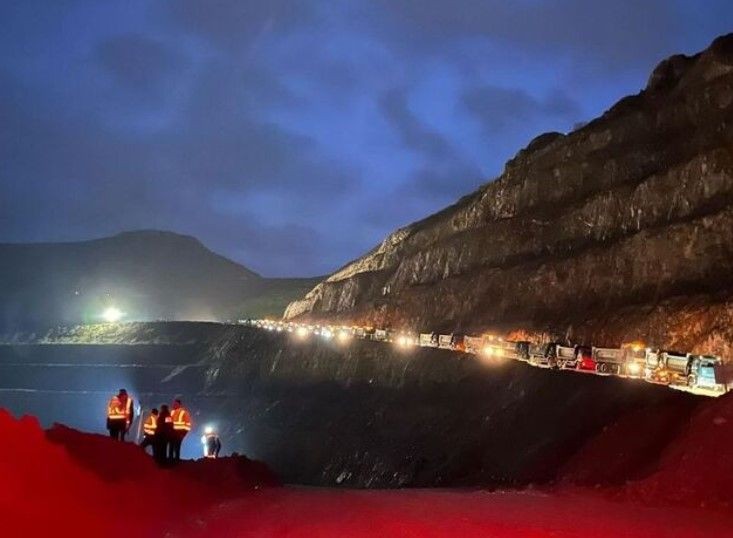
[3,402,733,537]
[172,488,733,538]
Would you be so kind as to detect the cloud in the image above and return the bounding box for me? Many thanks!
[371,0,680,69]
[380,88,455,159]
[380,87,483,197]
[163,0,317,49]
[462,85,581,136]
[96,34,188,96]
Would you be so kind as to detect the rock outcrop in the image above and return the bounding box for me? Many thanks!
[285,34,733,355]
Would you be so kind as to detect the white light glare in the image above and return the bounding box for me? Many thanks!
[102,306,123,322]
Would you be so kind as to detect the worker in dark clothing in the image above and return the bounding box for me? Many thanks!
[169,398,192,462]
[140,408,158,454]
[154,404,173,465]
[201,426,222,458]
[106,388,134,441]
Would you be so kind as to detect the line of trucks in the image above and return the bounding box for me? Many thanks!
[245,320,731,397]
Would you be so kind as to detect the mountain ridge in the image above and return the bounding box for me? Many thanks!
[0,230,318,328]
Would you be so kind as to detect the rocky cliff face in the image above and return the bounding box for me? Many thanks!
[285,34,733,355]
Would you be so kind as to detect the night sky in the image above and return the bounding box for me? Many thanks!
[1,2,731,276]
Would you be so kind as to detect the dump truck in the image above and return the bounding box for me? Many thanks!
[394,332,418,347]
[478,337,518,359]
[419,333,436,347]
[645,350,687,384]
[548,344,578,369]
[438,334,453,350]
[464,335,484,355]
[592,347,625,374]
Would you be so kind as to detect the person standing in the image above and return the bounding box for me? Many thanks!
[169,398,192,462]
[106,388,134,441]
[201,426,222,459]
[154,405,173,465]
[140,408,158,454]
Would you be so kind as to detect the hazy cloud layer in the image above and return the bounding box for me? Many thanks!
[1,1,731,275]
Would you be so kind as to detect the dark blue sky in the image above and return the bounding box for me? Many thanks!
[1,2,731,276]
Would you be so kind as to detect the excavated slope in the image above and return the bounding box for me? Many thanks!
[285,34,733,355]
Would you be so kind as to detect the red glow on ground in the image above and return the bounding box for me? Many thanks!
[175,488,733,537]
[3,404,733,537]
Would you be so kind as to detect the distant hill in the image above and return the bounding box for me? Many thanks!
[0,230,318,329]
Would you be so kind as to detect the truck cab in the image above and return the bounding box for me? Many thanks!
[575,346,595,371]
[515,341,531,362]
[688,355,727,393]
[644,350,663,382]
[450,333,466,352]
[621,343,648,378]
[528,342,556,368]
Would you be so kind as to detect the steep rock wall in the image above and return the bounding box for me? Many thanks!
[285,35,733,354]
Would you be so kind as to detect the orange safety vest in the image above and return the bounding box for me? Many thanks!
[143,414,157,436]
[171,407,192,432]
[107,396,133,423]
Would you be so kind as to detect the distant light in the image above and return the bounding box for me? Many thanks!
[337,330,351,343]
[628,363,642,375]
[204,425,214,435]
[321,329,333,340]
[396,335,413,348]
[102,306,123,323]
[296,326,309,338]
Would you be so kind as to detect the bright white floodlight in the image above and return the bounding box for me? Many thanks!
[102,306,123,322]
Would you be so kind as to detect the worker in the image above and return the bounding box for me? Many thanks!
[106,388,134,441]
[154,404,173,465]
[169,398,192,462]
[140,408,158,454]
[201,426,222,459]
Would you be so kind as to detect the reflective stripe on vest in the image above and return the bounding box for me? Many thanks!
[124,398,133,425]
[172,408,191,431]
[107,397,125,420]
[143,415,157,435]
[107,396,133,421]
